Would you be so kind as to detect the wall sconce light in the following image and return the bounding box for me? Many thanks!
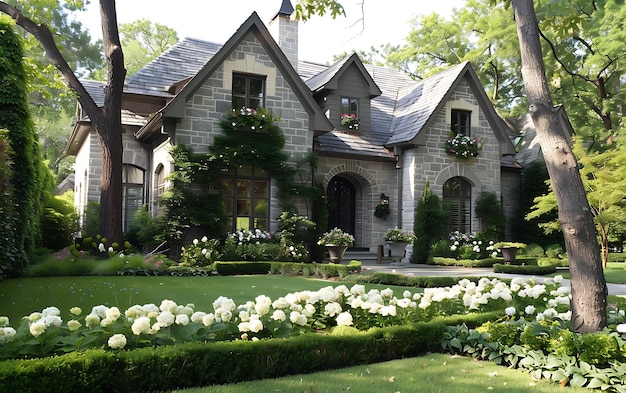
[395,155,401,169]
[375,193,390,219]
[380,193,390,205]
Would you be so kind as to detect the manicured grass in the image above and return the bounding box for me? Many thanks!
[0,275,411,327]
[550,262,626,284]
[171,353,591,393]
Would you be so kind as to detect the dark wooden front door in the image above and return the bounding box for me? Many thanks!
[327,176,356,238]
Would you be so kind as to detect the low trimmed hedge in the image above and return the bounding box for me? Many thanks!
[215,260,361,278]
[348,272,510,288]
[428,257,499,267]
[493,263,556,275]
[0,313,499,392]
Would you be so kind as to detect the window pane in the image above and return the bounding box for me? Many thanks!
[254,180,268,198]
[254,218,267,231]
[237,180,251,197]
[233,75,246,95]
[237,199,250,215]
[249,78,264,98]
[238,166,253,176]
[223,197,233,215]
[254,199,268,217]
[233,97,246,110]
[249,98,261,110]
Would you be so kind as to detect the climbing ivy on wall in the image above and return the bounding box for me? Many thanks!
[159,108,322,247]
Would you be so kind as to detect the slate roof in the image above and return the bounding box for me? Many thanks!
[387,62,471,145]
[125,38,222,96]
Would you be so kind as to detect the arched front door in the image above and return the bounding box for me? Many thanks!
[327,176,356,239]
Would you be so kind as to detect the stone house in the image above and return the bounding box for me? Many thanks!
[66,1,524,253]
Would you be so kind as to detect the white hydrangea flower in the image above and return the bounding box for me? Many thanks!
[42,306,61,317]
[43,315,63,327]
[67,320,82,331]
[350,284,366,296]
[524,305,536,315]
[505,306,516,316]
[201,236,208,242]
[28,312,42,322]
[175,314,190,326]
[336,311,353,327]
[324,302,343,317]
[0,327,16,344]
[238,322,250,332]
[254,295,272,316]
[249,316,263,333]
[289,311,307,326]
[202,313,215,326]
[131,317,152,335]
[69,307,82,316]
[85,313,101,328]
[271,310,286,322]
[29,321,46,337]
[191,311,207,324]
[156,311,175,327]
[108,334,127,349]
[159,299,178,313]
[91,305,108,319]
[616,323,626,334]
[105,307,121,320]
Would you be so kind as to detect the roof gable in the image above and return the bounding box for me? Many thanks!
[306,53,382,98]
[386,61,516,155]
[159,12,331,131]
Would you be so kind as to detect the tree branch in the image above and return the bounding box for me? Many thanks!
[0,1,99,117]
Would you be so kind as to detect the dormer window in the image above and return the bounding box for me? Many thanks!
[451,109,471,136]
[233,73,265,109]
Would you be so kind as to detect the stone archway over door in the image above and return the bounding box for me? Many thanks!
[327,176,356,240]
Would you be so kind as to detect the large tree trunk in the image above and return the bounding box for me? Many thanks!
[511,0,607,333]
[96,0,125,246]
[0,0,126,247]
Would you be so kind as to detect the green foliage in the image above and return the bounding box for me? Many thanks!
[0,16,45,274]
[0,130,18,278]
[493,263,555,275]
[119,19,178,76]
[577,331,622,367]
[82,201,100,238]
[221,237,289,262]
[545,244,564,259]
[474,191,506,240]
[40,191,79,250]
[413,180,447,263]
[125,206,164,251]
[179,237,221,267]
[519,243,544,257]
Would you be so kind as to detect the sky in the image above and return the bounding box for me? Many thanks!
[81,0,465,64]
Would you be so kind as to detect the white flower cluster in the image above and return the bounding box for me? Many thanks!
[4,274,620,354]
[229,229,273,245]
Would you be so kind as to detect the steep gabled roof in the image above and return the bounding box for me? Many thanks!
[125,38,222,96]
[306,53,382,98]
[158,12,331,131]
[386,61,516,156]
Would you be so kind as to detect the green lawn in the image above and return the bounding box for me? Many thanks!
[171,353,590,393]
[0,275,411,326]
[550,261,626,284]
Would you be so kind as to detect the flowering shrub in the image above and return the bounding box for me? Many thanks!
[441,231,497,260]
[224,107,277,131]
[2,275,605,360]
[179,236,222,266]
[228,229,273,244]
[444,133,483,158]
[318,228,355,246]
[340,113,360,129]
[383,227,416,243]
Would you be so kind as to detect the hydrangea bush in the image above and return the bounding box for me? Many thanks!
[3,275,622,360]
[432,231,498,260]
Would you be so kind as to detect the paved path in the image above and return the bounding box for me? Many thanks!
[358,259,626,296]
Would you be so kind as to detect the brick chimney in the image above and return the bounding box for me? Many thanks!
[269,0,298,72]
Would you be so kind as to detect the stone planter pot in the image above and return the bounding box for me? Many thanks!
[326,245,348,263]
[501,247,520,263]
[387,241,409,262]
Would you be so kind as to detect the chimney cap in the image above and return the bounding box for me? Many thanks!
[275,0,294,18]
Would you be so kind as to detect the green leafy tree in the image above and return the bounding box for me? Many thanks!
[412,181,447,263]
[0,15,45,274]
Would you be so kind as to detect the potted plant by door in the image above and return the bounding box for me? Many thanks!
[383,227,416,262]
[318,228,355,263]
[493,242,527,264]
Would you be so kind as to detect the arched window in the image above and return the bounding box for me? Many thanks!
[122,164,145,232]
[443,177,471,234]
[221,165,270,231]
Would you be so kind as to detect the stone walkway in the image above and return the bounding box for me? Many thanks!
[358,259,626,296]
